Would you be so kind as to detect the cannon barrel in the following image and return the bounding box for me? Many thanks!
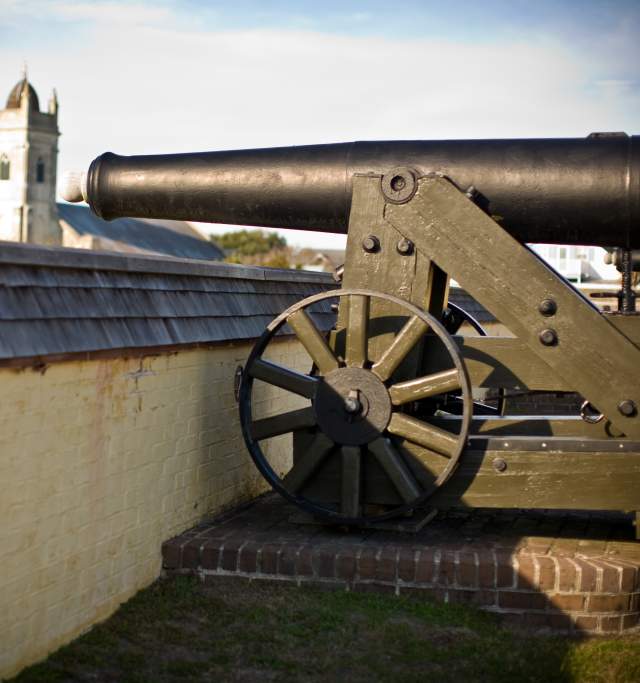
[83,135,640,247]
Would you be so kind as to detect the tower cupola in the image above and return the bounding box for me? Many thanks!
[6,78,40,111]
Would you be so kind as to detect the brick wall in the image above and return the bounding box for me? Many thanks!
[0,338,309,680]
[504,391,583,416]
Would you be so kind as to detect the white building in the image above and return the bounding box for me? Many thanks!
[0,73,224,260]
[530,244,619,283]
[0,73,60,245]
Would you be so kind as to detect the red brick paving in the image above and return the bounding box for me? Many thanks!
[162,494,640,634]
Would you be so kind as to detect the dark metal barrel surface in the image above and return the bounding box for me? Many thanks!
[86,135,640,247]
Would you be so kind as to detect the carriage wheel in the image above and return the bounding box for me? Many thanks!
[238,288,472,524]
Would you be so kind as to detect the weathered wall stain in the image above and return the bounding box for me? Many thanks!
[0,337,310,680]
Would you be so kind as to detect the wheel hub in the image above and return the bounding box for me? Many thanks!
[314,367,392,446]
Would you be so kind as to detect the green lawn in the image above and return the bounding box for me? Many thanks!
[11,575,640,683]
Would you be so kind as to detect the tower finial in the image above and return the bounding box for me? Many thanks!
[21,60,28,81]
[48,88,59,116]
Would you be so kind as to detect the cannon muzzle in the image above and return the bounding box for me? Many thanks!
[73,134,640,247]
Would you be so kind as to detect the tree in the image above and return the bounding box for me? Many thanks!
[212,229,286,257]
[211,229,291,268]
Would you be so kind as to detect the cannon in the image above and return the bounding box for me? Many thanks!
[66,134,640,532]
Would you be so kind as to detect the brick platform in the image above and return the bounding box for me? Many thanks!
[162,495,640,634]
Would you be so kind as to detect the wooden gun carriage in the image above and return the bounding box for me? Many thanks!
[68,134,640,532]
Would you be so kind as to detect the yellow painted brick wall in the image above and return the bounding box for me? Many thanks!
[0,338,310,680]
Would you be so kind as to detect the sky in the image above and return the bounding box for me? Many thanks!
[1,0,638,249]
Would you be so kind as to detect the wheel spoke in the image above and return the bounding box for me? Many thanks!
[345,294,369,368]
[389,368,460,406]
[371,315,429,382]
[341,446,361,517]
[387,413,458,457]
[282,433,334,493]
[251,407,316,441]
[287,309,339,375]
[249,359,318,399]
[369,438,421,503]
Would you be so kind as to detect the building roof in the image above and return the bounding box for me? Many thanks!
[0,242,335,362]
[291,248,346,272]
[58,203,225,261]
[6,78,39,110]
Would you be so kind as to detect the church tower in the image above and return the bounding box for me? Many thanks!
[0,71,61,244]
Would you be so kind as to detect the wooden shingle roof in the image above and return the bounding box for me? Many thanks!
[0,242,335,362]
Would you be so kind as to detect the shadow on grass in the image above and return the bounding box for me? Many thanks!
[10,574,640,683]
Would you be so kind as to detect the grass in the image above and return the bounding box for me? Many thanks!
[10,575,640,683]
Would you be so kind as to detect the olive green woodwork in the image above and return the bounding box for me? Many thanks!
[369,438,422,503]
[345,294,369,368]
[430,442,640,511]
[389,369,460,405]
[287,309,339,375]
[249,359,317,398]
[386,176,640,438]
[283,432,333,494]
[341,446,362,516]
[387,413,458,457]
[247,170,640,530]
[251,407,315,441]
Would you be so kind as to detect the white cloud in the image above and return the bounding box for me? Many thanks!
[1,2,638,248]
